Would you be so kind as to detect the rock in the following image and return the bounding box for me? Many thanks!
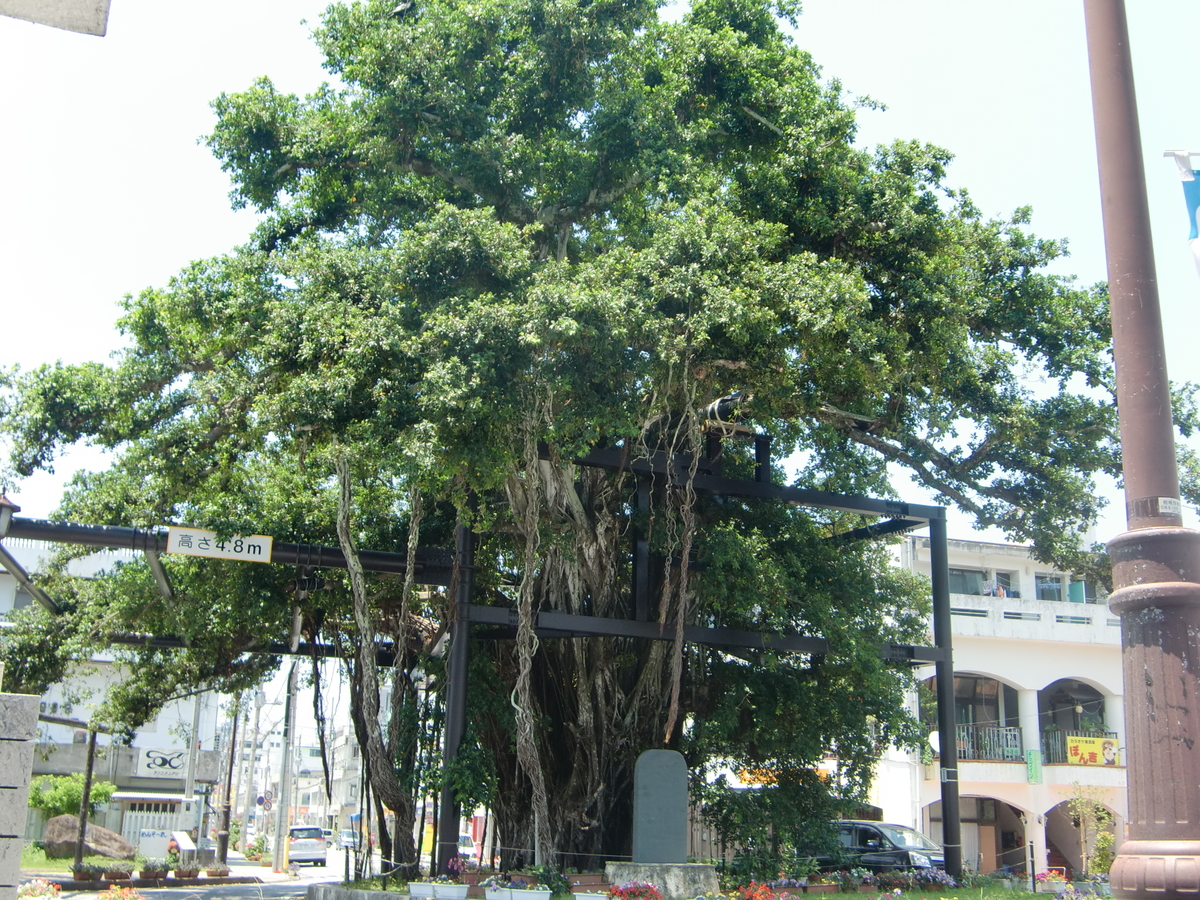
[43,815,135,860]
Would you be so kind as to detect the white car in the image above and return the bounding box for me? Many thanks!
[288,825,328,866]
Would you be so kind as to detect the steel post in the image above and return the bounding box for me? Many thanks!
[436,523,474,875]
[929,515,962,877]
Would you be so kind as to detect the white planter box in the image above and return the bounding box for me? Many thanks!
[435,885,471,900]
[409,883,437,899]
[573,893,608,900]
[510,889,553,900]
[485,889,512,900]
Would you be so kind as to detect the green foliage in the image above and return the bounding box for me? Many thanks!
[27,774,117,820]
[1091,830,1115,875]
[0,0,1173,868]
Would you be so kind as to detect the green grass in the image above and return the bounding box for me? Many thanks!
[19,845,119,874]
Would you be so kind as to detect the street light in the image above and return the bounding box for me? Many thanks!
[1084,2,1200,897]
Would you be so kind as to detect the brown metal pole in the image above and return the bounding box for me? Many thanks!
[1084,2,1200,896]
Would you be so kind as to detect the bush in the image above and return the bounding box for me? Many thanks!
[28,774,117,820]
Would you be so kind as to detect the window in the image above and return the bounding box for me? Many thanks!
[948,568,985,595]
[300,792,311,805]
[993,571,1019,598]
[1036,574,1063,602]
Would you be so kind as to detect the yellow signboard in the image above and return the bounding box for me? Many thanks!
[1067,735,1119,766]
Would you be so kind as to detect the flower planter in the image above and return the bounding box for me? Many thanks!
[140,871,168,880]
[485,888,512,900]
[207,869,230,877]
[510,875,540,887]
[175,869,200,879]
[574,892,609,900]
[409,883,438,899]
[510,889,552,900]
[103,871,131,881]
[71,871,97,882]
[805,885,837,894]
[435,885,471,900]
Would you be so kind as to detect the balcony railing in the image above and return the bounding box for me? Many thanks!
[956,724,1023,761]
[1041,729,1118,764]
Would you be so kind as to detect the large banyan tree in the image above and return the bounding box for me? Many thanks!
[4,0,1189,876]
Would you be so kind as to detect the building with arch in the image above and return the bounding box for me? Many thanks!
[869,535,1124,877]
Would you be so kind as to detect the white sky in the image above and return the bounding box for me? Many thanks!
[3,1,1200,547]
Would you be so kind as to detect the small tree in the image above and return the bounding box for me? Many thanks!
[27,773,116,820]
[1067,782,1114,876]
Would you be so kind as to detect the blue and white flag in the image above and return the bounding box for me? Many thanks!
[1168,151,1200,275]
[1184,173,1200,275]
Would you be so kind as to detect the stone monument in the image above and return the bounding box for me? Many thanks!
[0,694,38,900]
[606,750,717,900]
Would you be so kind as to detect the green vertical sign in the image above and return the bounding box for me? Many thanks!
[1026,749,1042,783]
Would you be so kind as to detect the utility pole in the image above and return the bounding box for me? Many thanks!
[240,690,267,849]
[272,663,299,873]
[216,696,241,864]
[72,728,99,873]
[1083,2,1200,896]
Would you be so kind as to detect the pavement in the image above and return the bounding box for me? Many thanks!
[20,847,353,894]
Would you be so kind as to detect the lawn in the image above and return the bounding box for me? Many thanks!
[19,845,116,874]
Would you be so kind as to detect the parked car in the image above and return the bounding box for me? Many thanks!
[830,820,945,872]
[458,833,478,861]
[288,825,328,866]
[338,829,361,850]
[322,828,333,844]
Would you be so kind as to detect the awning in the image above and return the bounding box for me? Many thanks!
[112,791,187,802]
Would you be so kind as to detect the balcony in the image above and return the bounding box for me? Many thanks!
[1041,729,1119,765]
[955,724,1023,761]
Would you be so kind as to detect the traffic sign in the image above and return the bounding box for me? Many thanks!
[263,800,273,811]
[265,790,273,800]
[257,795,265,806]
[166,526,273,563]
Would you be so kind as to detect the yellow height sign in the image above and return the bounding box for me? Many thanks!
[1066,735,1120,766]
[166,527,274,563]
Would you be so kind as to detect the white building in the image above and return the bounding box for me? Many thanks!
[0,536,219,845]
[868,535,1125,877]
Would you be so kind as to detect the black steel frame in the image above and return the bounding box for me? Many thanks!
[0,443,961,876]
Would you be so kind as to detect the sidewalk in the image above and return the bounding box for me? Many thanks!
[20,849,315,890]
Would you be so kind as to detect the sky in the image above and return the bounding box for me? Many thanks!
[3,0,1200,547]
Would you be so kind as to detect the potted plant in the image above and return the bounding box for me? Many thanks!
[71,861,102,882]
[102,860,135,880]
[173,856,200,880]
[482,874,514,900]
[409,880,439,899]
[607,881,662,900]
[510,884,552,900]
[17,878,61,899]
[138,858,169,880]
[434,873,471,900]
[205,865,230,878]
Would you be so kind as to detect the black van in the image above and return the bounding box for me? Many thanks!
[832,820,945,871]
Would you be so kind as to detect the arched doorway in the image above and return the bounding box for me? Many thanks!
[926,798,1030,874]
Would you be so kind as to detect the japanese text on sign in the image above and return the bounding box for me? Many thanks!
[1067,734,1120,766]
[166,527,273,563]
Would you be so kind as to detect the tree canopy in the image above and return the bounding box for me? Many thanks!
[4,0,1195,874]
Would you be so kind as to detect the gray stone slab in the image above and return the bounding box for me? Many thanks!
[0,742,33,790]
[0,836,21,890]
[0,885,15,900]
[605,863,718,900]
[0,695,39,742]
[0,787,31,838]
[632,749,687,864]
